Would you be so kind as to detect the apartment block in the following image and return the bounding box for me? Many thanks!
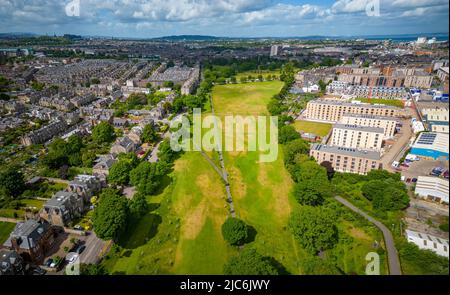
[330,124,384,151]
[310,143,382,175]
[304,100,403,123]
[340,113,397,138]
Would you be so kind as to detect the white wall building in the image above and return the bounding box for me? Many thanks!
[415,176,449,204]
[405,229,449,258]
[330,124,384,151]
[340,114,397,139]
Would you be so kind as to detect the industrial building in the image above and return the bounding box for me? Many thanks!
[415,176,449,204]
[405,229,449,258]
[410,132,449,160]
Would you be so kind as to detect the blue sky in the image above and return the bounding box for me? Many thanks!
[0,0,448,38]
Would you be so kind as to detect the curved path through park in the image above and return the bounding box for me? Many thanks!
[334,196,402,275]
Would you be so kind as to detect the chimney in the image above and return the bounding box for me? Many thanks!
[10,237,21,251]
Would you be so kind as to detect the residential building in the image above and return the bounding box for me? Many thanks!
[3,220,55,264]
[410,132,449,160]
[20,119,68,146]
[68,174,101,202]
[340,113,397,138]
[92,155,117,179]
[437,67,449,83]
[110,136,136,155]
[39,191,84,227]
[304,100,404,123]
[330,124,384,151]
[405,229,449,258]
[309,143,382,175]
[415,176,449,204]
[0,249,25,275]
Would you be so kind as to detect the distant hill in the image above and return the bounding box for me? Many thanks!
[0,32,37,38]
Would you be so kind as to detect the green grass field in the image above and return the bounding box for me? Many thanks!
[293,120,332,137]
[0,222,15,244]
[355,98,404,108]
[103,80,388,275]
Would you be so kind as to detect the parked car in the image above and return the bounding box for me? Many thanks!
[74,225,83,231]
[44,258,53,267]
[431,167,445,176]
[32,267,47,275]
[74,245,86,254]
[411,178,418,183]
[443,170,449,179]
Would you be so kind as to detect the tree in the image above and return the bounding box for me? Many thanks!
[141,123,159,144]
[300,256,341,275]
[292,178,331,206]
[290,206,338,254]
[158,139,179,164]
[93,189,129,240]
[221,217,249,246]
[0,166,25,197]
[108,161,133,185]
[129,162,161,195]
[129,192,149,218]
[224,248,279,275]
[279,125,300,144]
[80,263,107,275]
[92,122,115,144]
[163,81,174,88]
[283,139,310,171]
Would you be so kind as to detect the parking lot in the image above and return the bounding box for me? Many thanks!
[400,157,449,180]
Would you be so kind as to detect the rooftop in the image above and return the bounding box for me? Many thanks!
[311,143,381,160]
[333,123,384,133]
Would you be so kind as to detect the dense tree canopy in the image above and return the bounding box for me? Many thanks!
[108,161,133,185]
[223,248,279,275]
[129,161,162,195]
[290,206,338,254]
[93,189,129,240]
[221,217,249,246]
[0,166,25,198]
[141,123,159,144]
[92,122,115,144]
[278,125,300,144]
[129,192,149,218]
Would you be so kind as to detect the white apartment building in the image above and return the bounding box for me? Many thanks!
[405,229,449,258]
[330,124,384,151]
[340,114,397,138]
[310,144,382,175]
[415,176,449,204]
[304,100,403,123]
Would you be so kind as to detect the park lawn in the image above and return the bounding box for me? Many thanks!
[212,81,284,116]
[19,198,45,209]
[328,219,388,275]
[293,120,332,137]
[0,222,15,244]
[103,151,237,274]
[213,81,304,274]
[0,209,25,219]
[356,98,404,108]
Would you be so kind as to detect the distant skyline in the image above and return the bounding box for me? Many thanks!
[0,0,449,38]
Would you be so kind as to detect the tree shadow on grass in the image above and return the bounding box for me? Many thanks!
[152,175,172,195]
[244,225,258,244]
[265,256,291,275]
[118,213,163,249]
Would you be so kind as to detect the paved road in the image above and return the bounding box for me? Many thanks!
[79,232,107,264]
[334,196,402,275]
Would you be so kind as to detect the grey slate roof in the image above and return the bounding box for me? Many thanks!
[311,143,381,160]
[3,220,50,250]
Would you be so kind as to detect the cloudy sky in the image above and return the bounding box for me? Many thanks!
[0,0,448,38]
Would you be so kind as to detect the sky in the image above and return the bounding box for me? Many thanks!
[0,0,448,38]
